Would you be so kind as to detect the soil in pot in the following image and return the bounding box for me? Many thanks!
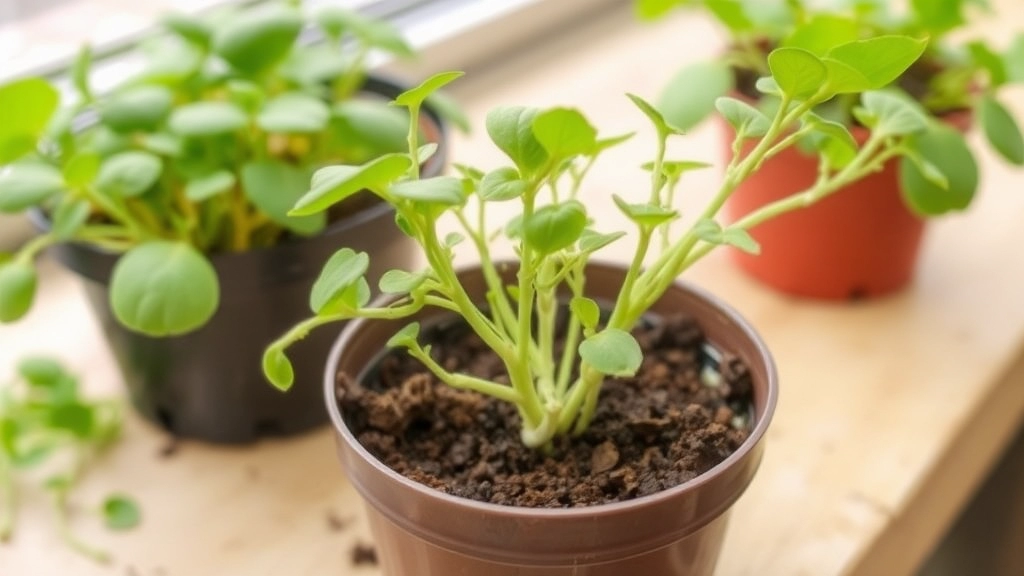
[336,314,754,506]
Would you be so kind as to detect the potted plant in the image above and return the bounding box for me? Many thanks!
[639,0,1024,299]
[0,2,461,443]
[262,30,926,574]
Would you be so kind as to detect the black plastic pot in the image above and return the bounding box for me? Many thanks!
[36,75,447,444]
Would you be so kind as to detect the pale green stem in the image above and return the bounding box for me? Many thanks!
[554,268,585,397]
[534,258,558,403]
[51,491,109,564]
[454,207,517,341]
[0,453,13,542]
[407,347,521,404]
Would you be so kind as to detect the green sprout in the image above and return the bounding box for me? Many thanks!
[265,37,929,449]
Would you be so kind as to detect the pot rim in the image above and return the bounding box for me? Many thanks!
[324,259,779,518]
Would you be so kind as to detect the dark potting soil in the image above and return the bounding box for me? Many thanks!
[336,314,754,508]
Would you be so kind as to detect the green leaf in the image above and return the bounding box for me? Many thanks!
[379,269,429,294]
[1005,33,1024,83]
[523,200,587,255]
[910,0,965,33]
[102,495,141,531]
[96,151,163,198]
[163,12,212,48]
[722,228,760,254]
[634,0,683,20]
[693,218,724,242]
[578,229,626,253]
[169,102,248,138]
[110,241,219,336]
[857,91,929,138]
[99,86,174,133]
[531,108,597,159]
[826,36,928,91]
[185,170,236,202]
[49,403,94,437]
[768,47,827,100]
[212,4,302,74]
[803,113,858,155]
[626,93,680,137]
[17,357,66,388]
[979,95,1024,165]
[755,76,782,96]
[332,100,409,156]
[821,58,872,95]
[0,77,59,163]
[242,161,325,236]
[579,328,643,377]
[386,322,420,349]
[0,261,37,322]
[900,123,978,215]
[642,160,712,179]
[263,344,295,391]
[444,232,465,248]
[902,149,949,190]
[705,0,753,32]
[967,41,1007,88]
[62,152,100,187]
[257,93,331,134]
[784,14,859,56]
[51,197,91,240]
[715,97,771,138]
[389,176,465,206]
[570,296,600,330]
[317,8,414,57]
[426,90,472,134]
[71,45,93,103]
[310,249,370,315]
[0,163,65,212]
[486,106,548,175]
[595,132,636,153]
[292,154,411,216]
[612,194,678,227]
[394,71,464,110]
[226,80,266,115]
[138,133,184,157]
[479,167,528,201]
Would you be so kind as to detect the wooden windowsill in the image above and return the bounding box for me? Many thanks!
[2,2,1024,575]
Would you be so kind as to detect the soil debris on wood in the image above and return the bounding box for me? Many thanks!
[350,542,379,566]
[326,510,350,533]
[158,436,180,459]
[338,314,754,508]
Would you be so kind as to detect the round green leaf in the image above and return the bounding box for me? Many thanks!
[859,91,928,138]
[110,241,220,336]
[331,100,409,157]
[479,167,527,202]
[102,495,141,531]
[768,47,827,100]
[0,77,59,163]
[0,162,65,212]
[169,102,248,138]
[96,152,163,198]
[386,321,420,349]
[99,86,174,133]
[257,93,330,134]
[212,5,302,74]
[523,200,587,255]
[263,344,295,391]
[241,161,324,235]
[715,97,771,138]
[17,357,66,387]
[0,261,37,322]
[899,123,978,216]
[825,36,928,91]
[292,154,411,216]
[185,170,236,202]
[784,14,859,56]
[658,60,733,132]
[579,328,643,377]
[532,107,597,160]
[310,248,370,315]
[486,106,548,176]
[570,296,600,330]
[163,12,212,48]
[389,176,465,206]
[379,269,428,294]
[51,196,91,240]
[980,95,1024,165]
[63,152,101,187]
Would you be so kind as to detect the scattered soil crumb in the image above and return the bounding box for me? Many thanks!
[326,510,350,532]
[350,542,379,566]
[158,436,180,459]
[246,466,261,481]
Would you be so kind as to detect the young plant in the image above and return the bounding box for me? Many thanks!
[0,1,465,337]
[637,0,1024,216]
[265,37,928,449]
[0,357,140,562]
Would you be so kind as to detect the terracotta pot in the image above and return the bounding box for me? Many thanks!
[325,262,778,575]
[34,75,447,444]
[721,111,971,300]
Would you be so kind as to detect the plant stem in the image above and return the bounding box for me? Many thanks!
[51,491,109,564]
[406,347,520,403]
[229,187,250,252]
[534,258,558,403]
[0,454,14,542]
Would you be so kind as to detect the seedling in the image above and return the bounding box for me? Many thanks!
[0,1,466,337]
[636,0,1024,215]
[265,37,928,449]
[0,357,140,562]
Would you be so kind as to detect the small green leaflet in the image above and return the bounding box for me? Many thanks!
[579,328,643,377]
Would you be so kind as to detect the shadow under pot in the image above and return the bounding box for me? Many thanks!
[721,110,972,301]
[35,74,448,444]
[324,261,778,575]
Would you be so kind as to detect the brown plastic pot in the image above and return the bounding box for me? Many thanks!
[325,262,778,575]
[34,75,447,444]
[721,111,972,300]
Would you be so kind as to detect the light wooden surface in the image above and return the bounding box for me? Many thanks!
[3,3,1024,575]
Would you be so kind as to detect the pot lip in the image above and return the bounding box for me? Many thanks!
[28,72,447,263]
[324,259,779,518]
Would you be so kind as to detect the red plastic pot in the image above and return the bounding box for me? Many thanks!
[325,262,778,575]
[721,111,971,300]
